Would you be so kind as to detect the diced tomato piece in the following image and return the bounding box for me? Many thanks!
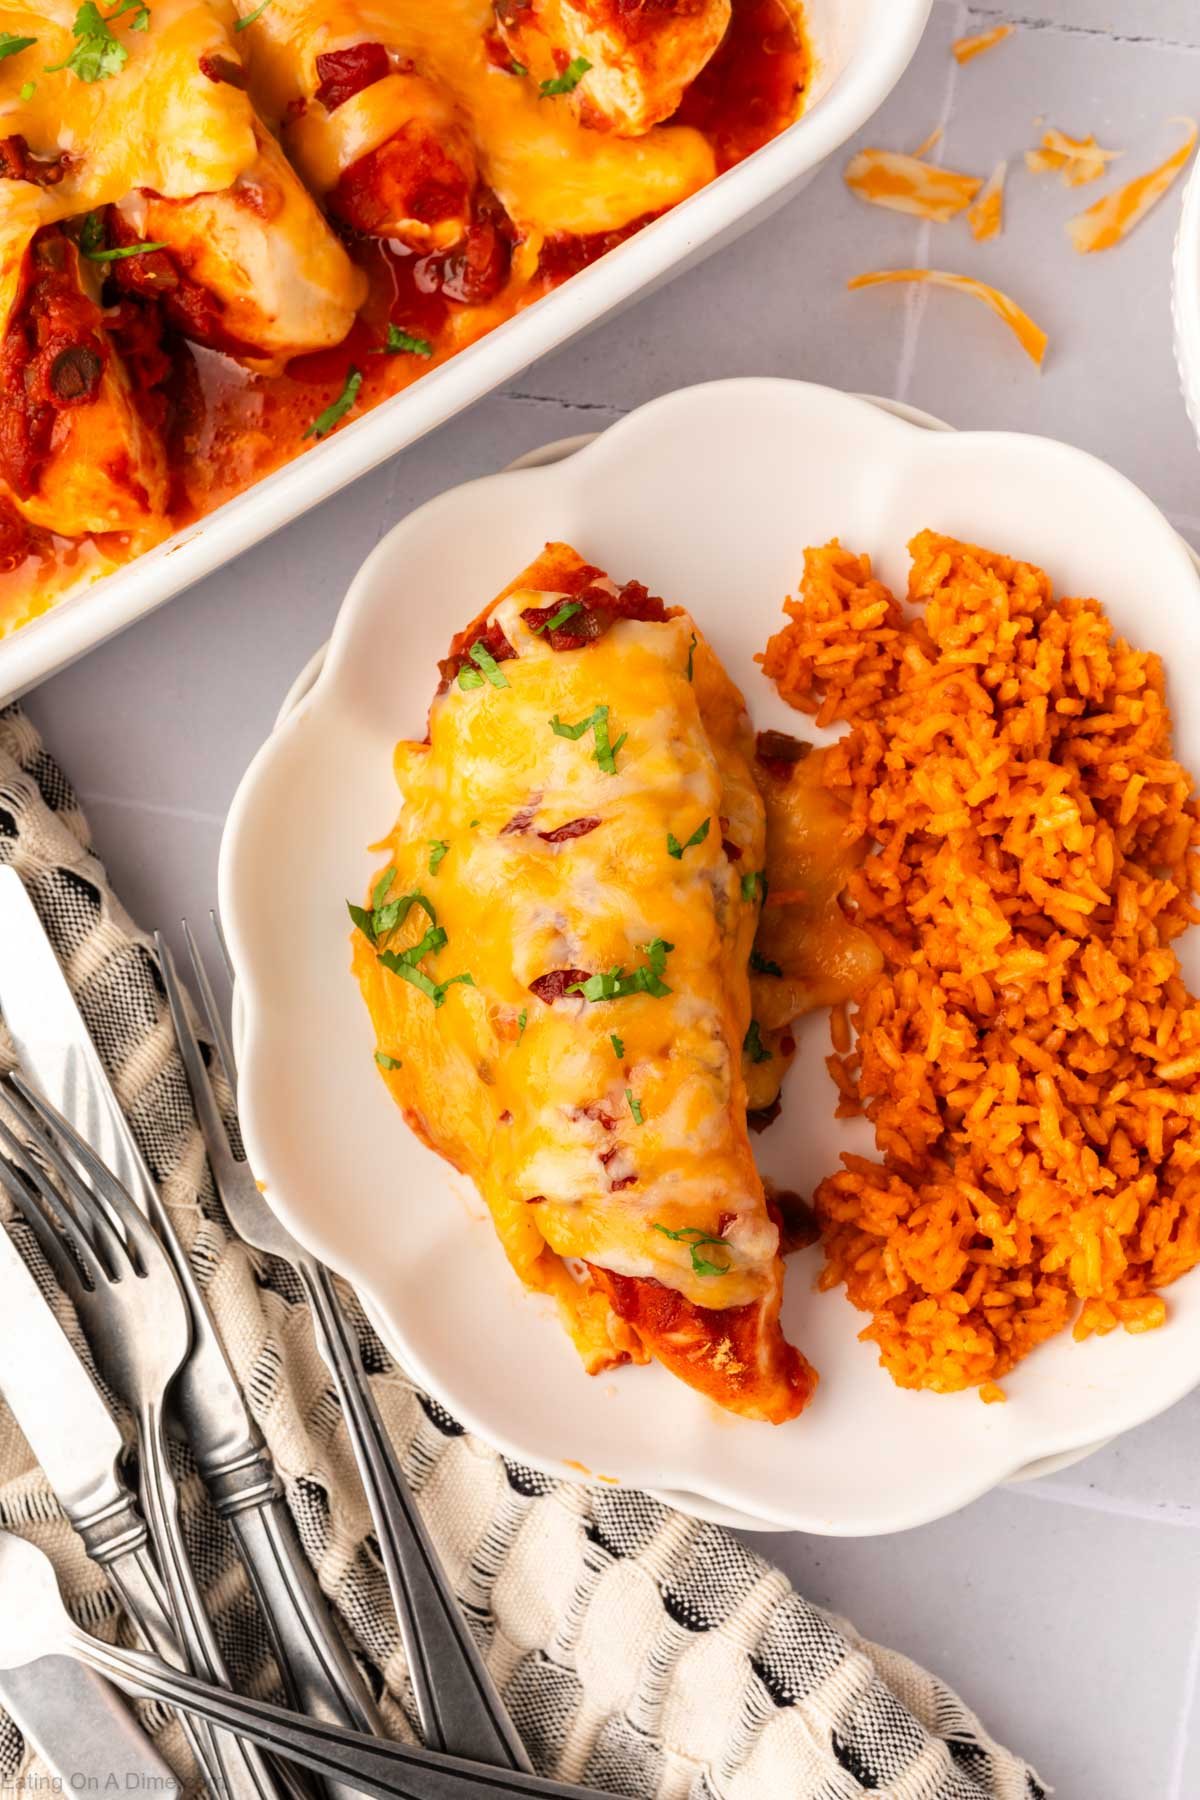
[529,969,591,1003]
[315,42,391,112]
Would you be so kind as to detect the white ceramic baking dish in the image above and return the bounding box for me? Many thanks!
[0,0,931,705]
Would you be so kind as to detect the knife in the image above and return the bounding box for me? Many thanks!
[0,869,382,1759]
[0,1656,181,1798]
[0,1216,224,1794]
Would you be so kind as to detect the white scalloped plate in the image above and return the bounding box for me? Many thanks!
[221,378,1200,1535]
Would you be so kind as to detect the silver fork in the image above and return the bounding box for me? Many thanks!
[0,1078,291,1800]
[161,921,530,1774]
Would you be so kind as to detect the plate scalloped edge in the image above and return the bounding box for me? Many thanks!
[221,377,1200,1535]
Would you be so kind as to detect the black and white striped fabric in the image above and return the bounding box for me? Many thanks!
[0,705,1044,1800]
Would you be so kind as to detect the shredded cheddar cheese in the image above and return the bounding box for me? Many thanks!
[952,24,1012,64]
[847,269,1047,367]
[1026,128,1122,189]
[910,126,943,158]
[967,160,1006,242]
[1067,119,1198,252]
[843,149,982,223]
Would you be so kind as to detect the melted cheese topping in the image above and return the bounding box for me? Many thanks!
[0,0,260,324]
[353,546,775,1365]
[248,0,716,235]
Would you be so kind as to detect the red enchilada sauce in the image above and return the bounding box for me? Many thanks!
[0,0,810,630]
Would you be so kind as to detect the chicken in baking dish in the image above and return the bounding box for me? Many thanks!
[0,0,809,632]
[349,544,875,1422]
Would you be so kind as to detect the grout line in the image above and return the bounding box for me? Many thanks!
[503,390,630,416]
[893,2,968,403]
[947,0,1200,55]
[1167,1584,1200,1799]
[77,792,227,828]
[1010,1475,1199,1530]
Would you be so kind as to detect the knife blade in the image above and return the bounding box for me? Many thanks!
[0,869,381,1760]
[0,1214,125,1523]
[0,1218,226,1795]
[0,1656,181,1799]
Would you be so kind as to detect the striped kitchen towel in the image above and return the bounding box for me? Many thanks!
[0,704,1044,1800]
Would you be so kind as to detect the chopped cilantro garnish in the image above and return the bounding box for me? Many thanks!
[626,1089,644,1126]
[509,57,527,75]
[741,869,765,903]
[346,886,436,945]
[470,819,481,828]
[686,633,697,682]
[539,54,590,96]
[610,1033,624,1060]
[529,601,582,635]
[378,948,474,1008]
[750,949,783,977]
[83,234,167,262]
[517,1008,528,1038]
[650,1223,731,1278]
[0,33,37,62]
[568,939,673,1003]
[549,711,594,741]
[374,1051,401,1071]
[303,366,362,440]
[376,324,434,358]
[744,1020,772,1064]
[428,840,449,875]
[44,1,141,81]
[592,710,625,775]
[667,817,710,860]
[549,704,624,774]
[469,640,510,688]
[19,79,34,97]
[235,0,271,27]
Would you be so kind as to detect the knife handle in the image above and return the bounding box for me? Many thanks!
[98,1518,230,1799]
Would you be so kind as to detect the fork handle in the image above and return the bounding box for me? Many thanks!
[297,1261,530,1774]
[136,1400,297,1800]
[227,1492,385,1737]
[68,1634,605,1800]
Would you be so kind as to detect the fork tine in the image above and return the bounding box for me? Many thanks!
[181,917,237,1092]
[0,1116,109,1292]
[0,1159,87,1296]
[4,1075,153,1274]
[155,933,244,1186]
[0,1086,131,1280]
[211,908,235,985]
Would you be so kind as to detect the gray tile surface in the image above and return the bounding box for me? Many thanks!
[19,1,1200,1793]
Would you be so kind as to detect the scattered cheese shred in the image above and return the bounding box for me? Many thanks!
[952,24,1012,63]
[847,269,1048,367]
[1068,118,1198,252]
[967,160,1006,241]
[843,149,982,222]
[910,126,943,158]
[1025,128,1122,188]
